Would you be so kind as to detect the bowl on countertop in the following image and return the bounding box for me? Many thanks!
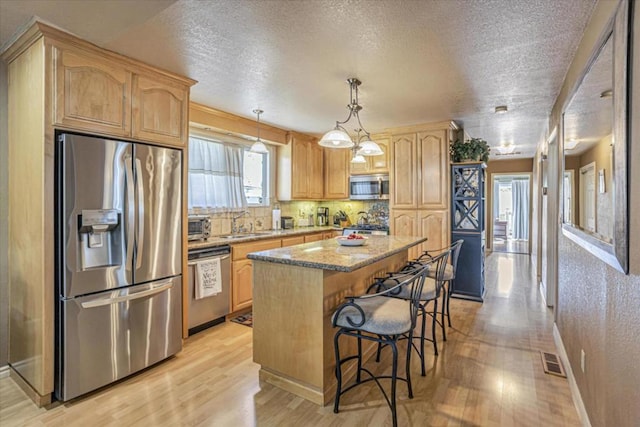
[335,236,368,246]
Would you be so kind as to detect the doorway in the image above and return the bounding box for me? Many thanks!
[579,162,596,233]
[492,174,531,254]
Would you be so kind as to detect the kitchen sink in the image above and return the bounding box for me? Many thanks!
[218,232,273,239]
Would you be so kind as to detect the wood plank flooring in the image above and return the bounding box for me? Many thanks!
[0,253,581,426]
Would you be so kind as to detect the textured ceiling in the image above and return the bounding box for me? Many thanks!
[1,0,597,159]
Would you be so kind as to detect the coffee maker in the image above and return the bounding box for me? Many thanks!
[316,207,329,226]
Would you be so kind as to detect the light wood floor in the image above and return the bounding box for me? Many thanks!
[0,253,580,426]
[492,238,530,254]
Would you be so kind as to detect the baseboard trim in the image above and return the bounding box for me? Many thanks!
[0,365,9,378]
[553,323,591,427]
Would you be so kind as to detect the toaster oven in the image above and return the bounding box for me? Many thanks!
[188,215,211,241]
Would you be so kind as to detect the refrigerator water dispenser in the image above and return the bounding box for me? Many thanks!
[78,209,121,269]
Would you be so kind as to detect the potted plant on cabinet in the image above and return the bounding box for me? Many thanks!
[450,137,490,162]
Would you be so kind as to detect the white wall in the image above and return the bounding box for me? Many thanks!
[0,59,9,367]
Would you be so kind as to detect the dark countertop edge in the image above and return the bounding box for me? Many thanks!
[247,237,427,273]
[187,226,341,250]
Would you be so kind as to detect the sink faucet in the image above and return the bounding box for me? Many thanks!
[231,211,250,234]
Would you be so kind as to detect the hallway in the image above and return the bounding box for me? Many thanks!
[0,253,581,426]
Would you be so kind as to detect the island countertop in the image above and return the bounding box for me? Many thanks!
[247,235,427,272]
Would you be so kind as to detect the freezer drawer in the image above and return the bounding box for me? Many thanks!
[56,276,182,401]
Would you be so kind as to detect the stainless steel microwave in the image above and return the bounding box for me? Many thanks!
[349,174,390,200]
[188,215,211,241]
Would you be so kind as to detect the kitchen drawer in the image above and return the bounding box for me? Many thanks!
[303,233,324,243]
[281,236,305,247]
[232,238,281,260]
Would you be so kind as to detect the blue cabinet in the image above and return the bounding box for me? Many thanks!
[450,163,485,302]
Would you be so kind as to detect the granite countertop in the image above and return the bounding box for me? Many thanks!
[246,235,427,272]
[188,226,340,250]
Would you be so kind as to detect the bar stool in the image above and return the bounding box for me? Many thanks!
[331,261,433,427]
[372,251,450,376]
[409,239,464,338]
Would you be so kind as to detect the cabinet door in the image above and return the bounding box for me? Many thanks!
[232,259,253,312]
[324,148,350,199]
[417,130,449,209]
[304,232,324,243]
[418,210,449,254]
[132,75,189,147]
[369,136,390,174]
[390,209,420,259]
[391,134,417,208]
[291,138,310,198]
[308,142,324,199]
[54,47,131,137]
[282,236,305,247]
[350,135,390,175]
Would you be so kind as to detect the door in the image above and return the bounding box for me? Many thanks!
[59,133,130,298]
[133,144,182,284]
[57,276,182,401]
[580,162,596,232]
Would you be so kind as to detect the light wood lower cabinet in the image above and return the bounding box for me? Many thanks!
[390,209,449,260]
[231,259,253,312]
[304,232,324,243]
[281,236,305,247]
[231,238,281,313]
[230,231,340,312]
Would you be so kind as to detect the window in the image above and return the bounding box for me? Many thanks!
[243,149,269,205]
[187,135,271,212]
[188,137,247,213]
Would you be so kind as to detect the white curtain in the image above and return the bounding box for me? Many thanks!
[188,137,247,213]
[511,180,529,240]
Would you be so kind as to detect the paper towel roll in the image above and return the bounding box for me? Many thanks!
[272,209,281,230]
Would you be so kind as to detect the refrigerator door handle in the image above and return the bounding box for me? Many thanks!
[135,158,144,269]
[125,155,135,269]
[80,281,174,308]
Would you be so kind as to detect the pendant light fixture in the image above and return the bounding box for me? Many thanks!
[249,109,269,153]
[319,78,383,159]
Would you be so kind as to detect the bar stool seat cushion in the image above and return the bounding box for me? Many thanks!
[332,296,411,335]
[427,264,453,280]
[380,277,437,301]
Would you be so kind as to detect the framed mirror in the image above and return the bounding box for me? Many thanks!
[561,0,629,274]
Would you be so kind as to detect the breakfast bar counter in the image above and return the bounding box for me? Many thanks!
[247,235,427,405]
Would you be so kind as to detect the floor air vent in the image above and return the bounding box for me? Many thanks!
[540,351,566,378]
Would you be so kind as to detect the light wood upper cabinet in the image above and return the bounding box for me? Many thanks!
[278,132,324,200]
[53,45,192,147]
[417,130,449,210]
[54,47,131,137]
[391,133,418,208]
[350,135,390,175]
[323,148,350,199]
[132,75,188,147]
[309,143,324,199]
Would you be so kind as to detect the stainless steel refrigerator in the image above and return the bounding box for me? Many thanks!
[55,133,183,401]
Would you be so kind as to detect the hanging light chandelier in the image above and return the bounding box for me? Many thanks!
[319,78,383,160]
[249,109,269,154]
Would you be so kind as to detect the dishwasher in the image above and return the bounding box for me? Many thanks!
[187,245,231,335]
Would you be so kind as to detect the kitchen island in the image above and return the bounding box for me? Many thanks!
[247,235,427,405]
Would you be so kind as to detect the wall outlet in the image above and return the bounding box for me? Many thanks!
[580,349,586,373]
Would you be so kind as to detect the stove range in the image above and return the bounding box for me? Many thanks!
[349,224,389,231]
[343,224,389,236]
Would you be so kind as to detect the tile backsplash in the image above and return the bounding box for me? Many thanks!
[198,201,389,236]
